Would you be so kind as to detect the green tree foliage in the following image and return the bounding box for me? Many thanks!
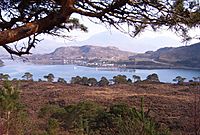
[0,73,10,81]
[80,77,89,86]
[38,78,43,82]
[98,77,109,87]
[0,0,199,56]
[133,75,141,83]
[10,107,31,135]
[88,78,98,86]
[0,81,30,135]
[146,73,160,82]
[71,76,98,86]
[40,100,170,135]
[57,77,66,84]
[71,76,82,84]
[22,72,33,81]
[46,118,60,135]
[0,81,19,115]
[0,73,4,80]
[39,104,66,119]
[127,78,132,84]
[12,78,18,81]
[113,75,128,84]
[193,77,200,82]
[173,76,186,84]
[0,81,20,135]
[44,73,55,82]
[38,104,66,135]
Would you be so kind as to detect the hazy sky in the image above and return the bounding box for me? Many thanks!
[0,14,199,55]
[35,14,199,53]
[46,14,199,42]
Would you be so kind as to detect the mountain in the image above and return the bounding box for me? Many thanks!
[30,42,200,69]
[129,42,200,68]
[0,31,183,55]
[69,31,182,53]
[0,59,3,66]
[25,31,183,54]
[30,45,135,64]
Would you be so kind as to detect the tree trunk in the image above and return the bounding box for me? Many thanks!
[5,111,11,135]
[0,0,75,47]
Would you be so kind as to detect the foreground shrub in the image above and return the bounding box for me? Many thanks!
[39,99,170,135]
[0,81,31,135]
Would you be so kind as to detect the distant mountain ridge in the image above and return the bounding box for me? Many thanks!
[30,42,200,69]
[30,45,135,62]
[130,42,200,68]
[0,59,3,66]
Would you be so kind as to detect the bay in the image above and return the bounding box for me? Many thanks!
[0,60,200,83]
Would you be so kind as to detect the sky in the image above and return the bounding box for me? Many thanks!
[0,14,200,55]
[33,14,199,53]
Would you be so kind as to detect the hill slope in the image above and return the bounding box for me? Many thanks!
[130,42,200,68]
[30,45,135,63]
[0,59,3,66]
[155,42,200,67]
[2,81,197,135]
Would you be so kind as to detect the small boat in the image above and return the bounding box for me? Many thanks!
[73,66,77,70]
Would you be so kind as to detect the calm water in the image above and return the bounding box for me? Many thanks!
[0,60,200,83]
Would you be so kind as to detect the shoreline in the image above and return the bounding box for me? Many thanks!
[1,59,200,71]
[28,61,200,71]
[125,65,200,71]
[0,60,199,83]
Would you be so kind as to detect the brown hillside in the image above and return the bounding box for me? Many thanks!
[30,45,135,62]
[2,81,197,134]
[129,42,200,68]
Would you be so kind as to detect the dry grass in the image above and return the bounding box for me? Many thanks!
[1,81,199,134]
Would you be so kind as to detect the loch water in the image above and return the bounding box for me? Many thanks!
[0,60,200,83]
